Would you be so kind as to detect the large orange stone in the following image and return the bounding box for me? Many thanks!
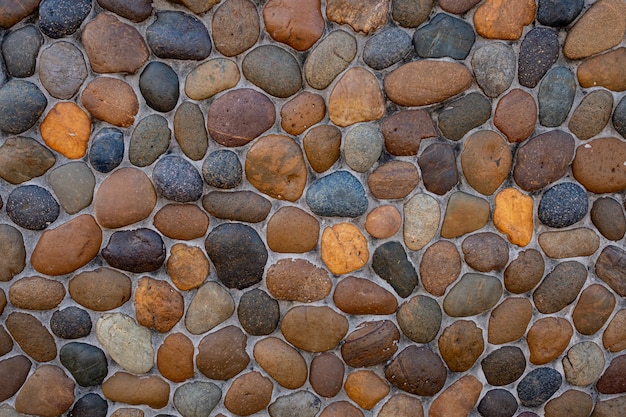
[328,67,385,127]
[156,333,194,383]
[40,102,92,159]
[473,0,536,40]
[321,223,369,275]
[493,188,534,246]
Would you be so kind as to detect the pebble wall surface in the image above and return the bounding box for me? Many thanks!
[1,0,626,416]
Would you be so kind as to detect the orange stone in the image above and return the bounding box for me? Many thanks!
[81,77,139,127]
[224,371,273,416]
[156,333,194,382]
[319,401,364,417]
[577,48,626,92]
[378,394,424,417]
[40,102,92,159]
[493,188,534,247]
[321,223,369,275]
[527,317,573,365]
[134,277,184,333]
[344,370,390,410]
[328,67,385,127]
[166,243,210,291]
[473,0,536,40]
[494,88,537,143]
[280,91,326,135]
[603,309,626,352]
[365,205,402,239]
[488,297,533,344]
[461,130,512,196]
[263,0,324,50]
[429,375,482,417]
[266,206,320,253]
[102,372,170,409]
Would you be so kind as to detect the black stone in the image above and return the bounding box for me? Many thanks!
[538,66,576,127]
[102,228,166,273]
[0,80,47,134]
[372,241,418,298]
[69,393,107,417]
[60,342,108,387]
[139,61,179,113]
[363,27,412,70]
[478,389,518,417]
[205,223,268,290]
[438,92,491,141]
[50,307,92,339]
[152,155,203,203]
[413,13,475,60]
[202,150,243,189]
[517,367,562,407]
[89,127,124,173]
[518,27,559,88]
[1,25,43,77]
[537,0,584,27]
[613,95,626,139]
[237,289,280,336]
[481,346,526,386]
[6,185,59,230]
[418,142,459,195]
[38,0,92,39]
[538,182,588,228]
[146,11,212,60]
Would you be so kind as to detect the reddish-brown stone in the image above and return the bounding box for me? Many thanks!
[264,0,324,50]
[102,372,170,409]
[196,325,250,380]
[344,370,390,410]
[494,89,537,143]
[319,401,364,417]
[266,258,331,302]
[429,375,482,417]
[153,204,209,240]
[527,317,573,365]
[573,137,626,193]
[381,109,437,156]
[577,48,626,92]
[328,67,385,127]
[310,352,345,398]
[504,249,545,294]
[365,205,402,239]
[166,243,209,291]
[81,77,139,128]
[212,0,260,57]
[420,241,462,297]
[341,320,400,367]
[156,333,195,383]
[368,161,419,200]
[6,312,56,362]
[462,232,509,272]
[69,268,132,311]
[266,207,319,253]
[438,320,484,372]
[439,0,480,14]
[604,309,626,352]
[473,0,536,40]
[281,305,349,352]
[14,365,75,417]
[0,0,40,28]
[134,277,184,333]
[303,125,342,173]
[9,276,65,310]
[572,284,616,336]
[224,371,273,416]
[333,276,398,315]
[384,346,447,396]
[461,130,512,195]
[280,91,326,135]
[378,394,424,417]
[488,297,533,344]
[597,354,626,394]
[0,355,30,402]
[253,337,308,389]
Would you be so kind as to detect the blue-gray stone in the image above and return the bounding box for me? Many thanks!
[438,92,491,141]
[306,171,368,217]
[89,127,124,173]
[517,367,562,407]
[202,150,242,189]
[413,13,475,60]
[613,95,626,139]
[69,394,107,417]
[0,80,47,134]
[518,27,559,88]
[538,66,576,127]
[0,51,6,86]
[6,185,59,230]
[344,124,383,173]
[139,61,179,113]
[471,42,516,98]
[1,25,43,78]
[372,241,418,298]
[363,27,412,70]
[50,307,92,340]
[38,0,92,39]
[478,389,518,417]
[129,114,171,167]
[146,11,211,60]
[538,182,588,228]
[537,0,584,27]
[174,381,222,417]
[269,391,322,417]
[153,155,203,203]
[60,342,108,387]
[102,228,166,273]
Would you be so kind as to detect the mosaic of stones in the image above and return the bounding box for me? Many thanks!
[0,0,626,416]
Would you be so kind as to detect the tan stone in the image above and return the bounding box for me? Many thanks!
[281,305,349,352]
[493,88,537,143]
[156,333,194,383]
[40,102,91,160]
[384,61,472,107]
[461,130,511,195]
[102,372,170,409]
[264,0,324,50]
[111,409,144,417]
[326,0,389,33]
[440,192,490,239]
[538,228,600,258]
[473,0,536,40]
[545,390,594,417]
[573,137,626,193]
[603,309,626,352]
[577,48,626,92]
[224,372,273,416]
[134,277,184,333]
[81,77,139,128]
[378,394,424,417]
[69,268,132,311]
[344,370,390,410]
[153,203,209,240]
[166,243,209,291]
[333,276,398,315]
[266,206,319,253]
[14,365,74,417]
[493,188,534,247]
[321,222,369,275]
[488,297,533,344]
[185,58,240,100]
[31,214,102,276]
[9,276,65,310]
[280,91,326,135]
[185,281,235,334]
[0,0,40,29]
[429,375,482,417]
[527,317,573,365]
[266,258,331,302]
[365,205,402,239]
[328,67,385,127]
[253,337,308,389]
[420,240,462,297]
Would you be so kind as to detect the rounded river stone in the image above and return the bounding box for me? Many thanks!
[538,66,576,127]
[384,346,446,396]
[533,261,587,314]
[146,11,212,60]
[372,241,418,298]
[2,24,43,78]
[129,114,171,167]
[518,27,559,88]
[38,0,91,38]
[173,381,222,417]
[443,273,503,317]
[69,394,107,417]
[538,182,588,228]
[101,228,166,273]
[89,128,124,173]
[50,307,92,339]
[478,389,518,417]
[237,289,280,336]
[614,95,626,139]
[6,185,59,230]
[306,170,368,217]
[242,45,302,98]
[60,342,108,387]
[363,27,412,70]
[202,150,242,189]
[517,367,562,407]
[139,61,179,113]
[152,155,203,202]
[0,80,47,134]
[481,346,526,386]
[413,13,475,59]
[95,313,154,374]
[268,391,322,417]
[537,0,584,26]
[397,295,442,343]
[472,42,516,98]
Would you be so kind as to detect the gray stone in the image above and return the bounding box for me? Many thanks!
[6,185,59,230]
[269,391,322,417]
[481,346,526,386]
[202,191,271,223]
[95,313,154,374]
[59,342,108,387]
[38,0,91,38]
[1,25,42,78]
[185,282,235,335]
[397,295,442,343]
[570,89,614,140]
[472,42,516,97]
[237,289,280,336]
[0,224,25,282]
[363,27,412,70]
[413,13,475,59]
[403,193,440,251]
[392,0,434,27]
[152,155,203,203]
[537,0,584,27]
[173,381,222,417]
[478,389,518,417]
[48,162,96,215]
[517,367,562,407]
[304,30,357,90]
[139,61,179,113]
[443,273,503,317]
[613,95,626,139]
[518,27,559,88]
[129,114,171,167]
[39,41,88,99]
[438,92,491,141]
[50,307,92,339]
[0,80,47,134]
[89,128,124,173]
[538,182,588,228]
[242,45,302,98]
[538,66,576,127]
[533,261,587,314]
[69,394,107,417]
[306,171,368,217]
[202,150,242,189]
[344,124,383,172]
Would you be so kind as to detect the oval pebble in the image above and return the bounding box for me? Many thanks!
[139,61,179,113]
[443,273,503,317]
[570,89,614,140]
[254,337,308,389]
[344,124,383,173]
[101,228,166,273]
[0,80,47,134]
[196,326,250,380]
[518,27,559,88]
[95,313,154,374]
[68,268,132,311]
[6,312,57,362]
[538,66,576,127]
[533,261,587,314]
[341,320,400,368]
[384,346,446,397]
[472,42,516,98]
[372,241,418,298]
[237,289,280,336]
[413,13,475,59]
[478,389,518,417]
[185,281,234,335]
[563,341,605,386]
[243,45,302,98]
[211,0,260,57]
[185,58,240,101]
[173,382,221,417]
[304,30,357,90]
[6,185,59,230]
[59,342,108,387]
[9,276,65,310]
[69,394,107,417]
[397,295,442,343]
[50,307,92,339]
[38,0,91,39]
[481,346,526,386]
[363,27,412,70]
[538,182,588,228]
[174,102,208,161]
[572,137,626,194]
[129,115,171,167]
[281,305,348,352]
[2,24,43,78]
[0,136,56,185]
[146,11,211,60]
[517,367,562,407]
[306,171,368,217]
[268,391,321,417]
[89,128,125,173]
[152,155,203,203]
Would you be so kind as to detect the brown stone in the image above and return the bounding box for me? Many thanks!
[573,137,626,193]
[266,207,319,253]
[280,92,325,135]
[31,214,102,276]
[153,203,209,240]
[0,136,56,185]
[438,320,484,372]
[110,409,145,417]
[156,333,194,383]
[545,390,594,417]
[328,67,385,127]
[365,205,402,239]
[420,240,462,297]
[253,337,307,389]
[14,365,74,417]
[169,0,219,14]
[569,89,614,140]
[6,312,56,362]
[592,197,626,240]
[439,0,480,14]
[185,281,235,334]
[382,109,437,156]
[185,59,240,102]
[417,143,459,196]
[578,48,626,92]
[539,228,600,259]
[94,167,157,229]
[81,13,149,74]
[473,0,536,40]
[573,284,616,336]
[212,0,260,57]
[461,130,512,195]
[333,276,398,315]
[321,223,369,275]
[604,309,626,352]
[266,258,331,302]
[592,396,626,417]
[440,191,490,239]
[385,61,472,106]
[281,305,349,352]
[9,276,65,310]
[166,243,209,291]
[97,0,153,22]
[384,346,447,396]
[504,249,545,293]
[224,371,273,416]
[527,317,573,365]
[488,297,533,344]
[494,89,537,143]
[0,0,40,28]
[596,245,626,297]
[303,125,342,173]
[597,354,626,394]
[344,370,390,410]
[0,355,30,402]
[534,261,588,314]
[326,0,389,33]
[310,352,345,398]
[134,277,184,333]
[69,268,132,311]
[196,325,249,380]
[245,135,307,202]
[378,394,424,417]
[429,375,482,417]
[493,188,534,247]
[0,325,13,356]
[462,232,509,272]
[263,0,324,50]
[40,102,91,160]
[202,191,271,223]
[102,372,170,409]
[81,77,139,128]
[368,161,419,200]
[341,320,400,368]
[0,289,4,315]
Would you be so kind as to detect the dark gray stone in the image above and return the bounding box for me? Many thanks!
[146,11,211,60]
[69,394,107,417]
[538,182,588,228]
[50,306,92,339]
[537,0,584,27]
[237,289,280,336]
[269,391,322,417]
[0,80,47,134]
[478,389,518,417]
[1,25,43,77]
[517,367,562,407]
[173,381,222,417]
[391,0,434,28]
[363,27,412,70]
[538,66,576,127]
[89,127,124,173]
[139,61,179,113]
[591,197,626,241]
[102,228,166,273]
[6,185,59,230]
[481,346,526,386]
[242,45,302,98]
[613,95,626,139]
[60,342,108,387]
[202,150,242,189]
[518,27,559,88]
[413,13,475,60]
[38,0,92,38]
[129,114,171,167]
[306,171,368,217]
[372,241,418,298]
[533,261,587,314]
[152,155,203,203]
[438,92,491,141]
[0,224,26,282]
[97,0,153,22]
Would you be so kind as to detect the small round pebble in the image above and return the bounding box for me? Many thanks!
[173,381,222,417]
[417,143,459,195]
[538,182,588,228]
[462,232,509,272]
[478,389,518,417]
[365,205,402,239]
[363,27,412,70]
[185,281,234,334]
[211,0,260,57]
[153,155,203,203]
[237,289,280,336]
[1,25,43,78]
[6,185,59,230]
[146,11,212,60]
[471,42,516,98]
[443,273,503,317]
[48,162,95,215]
[89,128,125,173]
[438,92,492,141]
[562,341,605,386]
[0,80,47,134]
[59,342,108,387]
[50,307,92,339]
[69,394,107,417]
[38,0,91,38]
[481,346,526,386]
[139,61,179,113]
[517,367,562,407]
[397,295,442,343]
[310,353,344,398]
